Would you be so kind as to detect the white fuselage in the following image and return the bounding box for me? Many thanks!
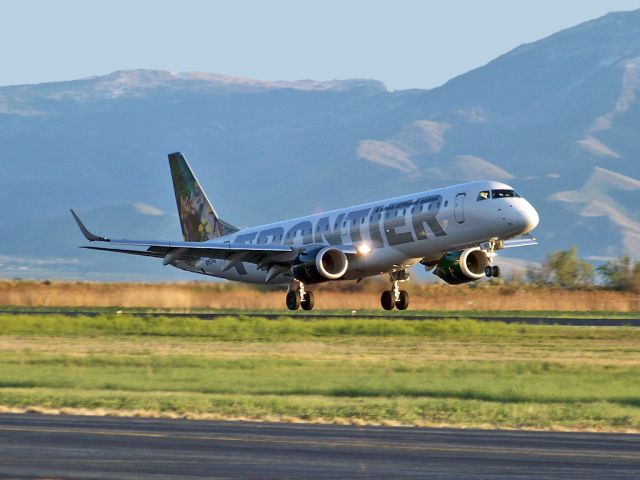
[174,180,539,284]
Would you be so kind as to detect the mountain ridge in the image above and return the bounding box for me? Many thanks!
[1,8,639,280]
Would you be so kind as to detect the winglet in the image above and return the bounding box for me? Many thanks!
[70,209,109,242]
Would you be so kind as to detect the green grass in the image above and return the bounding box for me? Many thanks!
[0,314,638,340]
[1,388,638,430]
[0,313,638,430]
[0,353,638,406]
[0,314,526,339]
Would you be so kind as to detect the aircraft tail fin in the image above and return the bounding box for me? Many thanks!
[168,152,238,241]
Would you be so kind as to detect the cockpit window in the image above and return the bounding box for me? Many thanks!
[491,189,520,199]
[477,191,490,201]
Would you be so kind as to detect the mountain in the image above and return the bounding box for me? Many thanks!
[1,9,639,280]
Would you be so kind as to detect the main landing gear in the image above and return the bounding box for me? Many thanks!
[484,265,501,278]
[286,280,315,311]
[380,270,409,311]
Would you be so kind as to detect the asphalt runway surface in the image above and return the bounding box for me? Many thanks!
[3,309,640,326]
[0,414,638,479]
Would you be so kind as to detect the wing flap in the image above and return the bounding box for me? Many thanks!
[82,246,168,258]
[83,245,298,264]
[109,238,294,253]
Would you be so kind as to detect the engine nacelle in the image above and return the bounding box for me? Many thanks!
[292,246,349,284]
[433,247,490,285]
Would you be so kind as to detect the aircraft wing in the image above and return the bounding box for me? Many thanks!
[71,210,356,268]
[478,234,537,253]
[501,234,538,249]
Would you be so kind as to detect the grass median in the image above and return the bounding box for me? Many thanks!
[0,313,638,431]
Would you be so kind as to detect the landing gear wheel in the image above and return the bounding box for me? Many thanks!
[381,290,394,310]
[485,266,493,278]
[286,290,301,310]
[492,265,501,278]
[301,291,315,311]
[395,290,409,310]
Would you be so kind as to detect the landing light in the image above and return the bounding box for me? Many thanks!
[357,243,372,255]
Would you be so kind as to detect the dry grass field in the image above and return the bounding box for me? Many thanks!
[0,279,637,311]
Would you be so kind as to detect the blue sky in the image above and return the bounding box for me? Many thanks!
[4,0,640,90]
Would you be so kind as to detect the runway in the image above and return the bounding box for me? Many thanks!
[0,414,638,479]
[3,309,640,326]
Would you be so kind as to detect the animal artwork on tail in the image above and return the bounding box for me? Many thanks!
[168,153,238,241]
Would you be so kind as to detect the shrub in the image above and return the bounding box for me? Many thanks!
[598,255,640,292]
[525,246,593,288]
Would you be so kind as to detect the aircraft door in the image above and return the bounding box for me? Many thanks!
[454,193,466,224]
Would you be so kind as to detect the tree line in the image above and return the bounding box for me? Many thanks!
[525,246,640,292]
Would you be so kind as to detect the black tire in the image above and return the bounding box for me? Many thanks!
[381,290,394,310]
[395,290,409,310]
[485,266,493,277]
[301,291,315,311]
[492,265,501,278]
[286,290,300,310]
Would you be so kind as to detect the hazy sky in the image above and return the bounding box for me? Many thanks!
[3,0,640,90]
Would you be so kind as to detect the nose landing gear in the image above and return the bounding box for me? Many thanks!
[483,238,501,278]
[380,270,410,311]
[286,280,315,311]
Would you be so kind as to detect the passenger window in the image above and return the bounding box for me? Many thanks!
[477,191,490,201]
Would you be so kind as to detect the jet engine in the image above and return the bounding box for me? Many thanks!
[432,247,490,285]
[292,246,349,284]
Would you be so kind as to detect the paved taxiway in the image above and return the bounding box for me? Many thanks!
[5,309,640,326]
[0,414,638,479]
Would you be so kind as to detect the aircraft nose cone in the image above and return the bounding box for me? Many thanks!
[518,201,539,234]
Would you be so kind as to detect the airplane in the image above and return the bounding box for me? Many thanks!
[71,152,539,311]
